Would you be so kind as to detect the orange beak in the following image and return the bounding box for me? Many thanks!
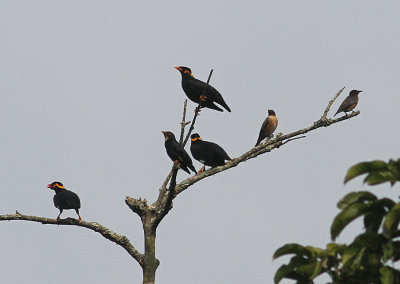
[175,66,182,71]
[47,184,52,189]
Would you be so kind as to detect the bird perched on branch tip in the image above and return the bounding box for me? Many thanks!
[175,66,231,112]
[334,90,362,116]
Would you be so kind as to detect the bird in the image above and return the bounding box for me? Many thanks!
[190,133,231,173]
[255,109,278,146]
[175,66,231,112]
[162,131,196,174]
[334,90,362,116]
[47,182,81,221]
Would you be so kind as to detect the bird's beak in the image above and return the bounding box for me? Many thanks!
[174,66,182,71]
[47,184,52,189]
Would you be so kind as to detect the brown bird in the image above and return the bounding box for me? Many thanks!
[255,109,278,146]
[334,90,362,116]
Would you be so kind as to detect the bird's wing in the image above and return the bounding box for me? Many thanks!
[205,141,231,161]
[255,117,269,146]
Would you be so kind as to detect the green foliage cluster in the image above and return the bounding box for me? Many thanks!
[274,159,400,284]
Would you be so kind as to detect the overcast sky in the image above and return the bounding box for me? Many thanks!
[1,1,400,283]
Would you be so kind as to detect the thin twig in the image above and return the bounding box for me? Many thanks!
[322,87,345,119]
[179,100,188,144]
[182,69,214,147]
[0,211,144,265]
[153,166,178,229]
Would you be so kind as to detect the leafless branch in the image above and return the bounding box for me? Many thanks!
[173,89,360,195]
[152,166,178,229]
[322,87,345,119]
[0,211,144,265]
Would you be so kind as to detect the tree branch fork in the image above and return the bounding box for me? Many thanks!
[0,85,359,271]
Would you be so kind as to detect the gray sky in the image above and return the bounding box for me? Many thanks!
[1,1,399,283]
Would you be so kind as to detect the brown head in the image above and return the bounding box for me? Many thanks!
[349,90,362,96]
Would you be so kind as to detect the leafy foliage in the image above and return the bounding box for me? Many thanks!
[344,159,400,186]
[274,159,400,283]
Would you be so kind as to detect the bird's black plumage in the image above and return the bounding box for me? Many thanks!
[255,109,278,146]
[162,131,196,174]
[190,133,231,169]
[47,181,81,221]
[334,90,362,116]
[175,66,231,112]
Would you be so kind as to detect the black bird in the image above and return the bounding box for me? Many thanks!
[190,133,231,173]
[175,66,231,112]
[162,131,196,174]
[255,109,278,146]
[334,90,362,116]
[47,182,81,221]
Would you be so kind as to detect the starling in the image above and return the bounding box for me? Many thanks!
[162,131,196,174]
[47,182,81,221]
[175,66,231,112]
[190,133,231,172]
[255,109,278,146]
[334,90,362,116]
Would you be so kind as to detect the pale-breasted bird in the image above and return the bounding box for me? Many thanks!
[255,109,278,146]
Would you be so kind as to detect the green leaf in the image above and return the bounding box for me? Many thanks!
[383,203,400,238]
[274,264,293,284]
[274,256,310,284]
[364,198,395,233]
[337,191,377,210]
[326,243,346,257]
[331,202,373,241]
[364,171,396,186]
[382,241,394,263]
[380,266,395,284]
[341,245,360,268]
[273,243,312,260]
[344,160,388,183]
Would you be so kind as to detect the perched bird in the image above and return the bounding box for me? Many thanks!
[162,131,196,174]
[334,90,362,116]
[47,182,81,221]
[175,66,231,112]
[190,133,231,173]
[255,109,278,146]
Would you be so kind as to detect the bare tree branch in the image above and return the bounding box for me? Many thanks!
[0,211,144,265]
[322,87,345,119]
[152,166,178,229]
[173,90,360,195]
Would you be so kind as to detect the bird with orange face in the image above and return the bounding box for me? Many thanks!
[175,66,231,112]
[47,182,81,221]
